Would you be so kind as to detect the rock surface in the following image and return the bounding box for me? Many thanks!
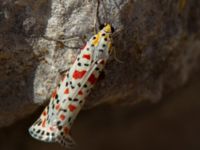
[0,0,200,127]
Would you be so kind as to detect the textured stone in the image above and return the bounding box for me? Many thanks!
[0,0,200,127]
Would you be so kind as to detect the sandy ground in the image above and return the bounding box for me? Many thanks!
[0,72,200,150]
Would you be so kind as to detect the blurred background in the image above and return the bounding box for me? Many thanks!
[0,70,199,150]
[0,0,200,150]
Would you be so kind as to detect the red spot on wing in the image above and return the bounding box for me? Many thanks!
[42,111,47,116]
[88,74,97,85]
[78,90,83,95]
[51,89,57,99]
[59,114,65,121]
[73,70,86,79]
[83,54,91,60]
[55,104,60,110]
[42,119,46,127]
[64,88,69,94]
[68,104,76,112]
[64,127,69,134]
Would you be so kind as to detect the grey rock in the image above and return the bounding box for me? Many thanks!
[0,0,200,127]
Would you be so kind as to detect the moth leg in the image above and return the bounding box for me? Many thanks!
[58,67,70,76]
[94,0,101,34]
[111,46,124,64]
[43,36,83,49]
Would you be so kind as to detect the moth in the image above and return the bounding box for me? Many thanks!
[28,24,114,148]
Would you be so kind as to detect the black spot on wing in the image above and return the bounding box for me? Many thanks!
[41,130,45,135]
[36,129,41,134]
[57,121,61,126]
[78,62,81,66]
[37,120,42,126]
[58,126,62,130]
[78,83,81,87]
[99,49,104,53]
[73,98,79,102]
[70,81,75,89]
[52,104,55,109]
[61,132,64,136]
[68,117,72,123]
[95,67,99,71]
[61,108,67,112]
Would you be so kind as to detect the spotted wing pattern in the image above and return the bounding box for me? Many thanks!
[28,24,113,148]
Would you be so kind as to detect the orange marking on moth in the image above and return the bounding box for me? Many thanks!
[42,119,46,127]
[88,74,97,85]
[64,88,69,94]
[92,33,100,46]
[83,54,91,60]
[55,104,60,110]
[73,70,86,79]
[64,127,69,134]
[68,104,76,112]
[59,114,65,121]
[51,89,57,99]
[78,90,83,95]
[42,111,47,116]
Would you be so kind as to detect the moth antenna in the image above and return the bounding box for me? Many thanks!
[95,0,110,31]
[112,0,121,10]
[94,0,101,34]
[101,0,108,23]
[62,36,82,42]
[43,36,84,49]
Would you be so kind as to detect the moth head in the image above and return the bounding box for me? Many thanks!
[99,23,115,33]
[92,23,114,61]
